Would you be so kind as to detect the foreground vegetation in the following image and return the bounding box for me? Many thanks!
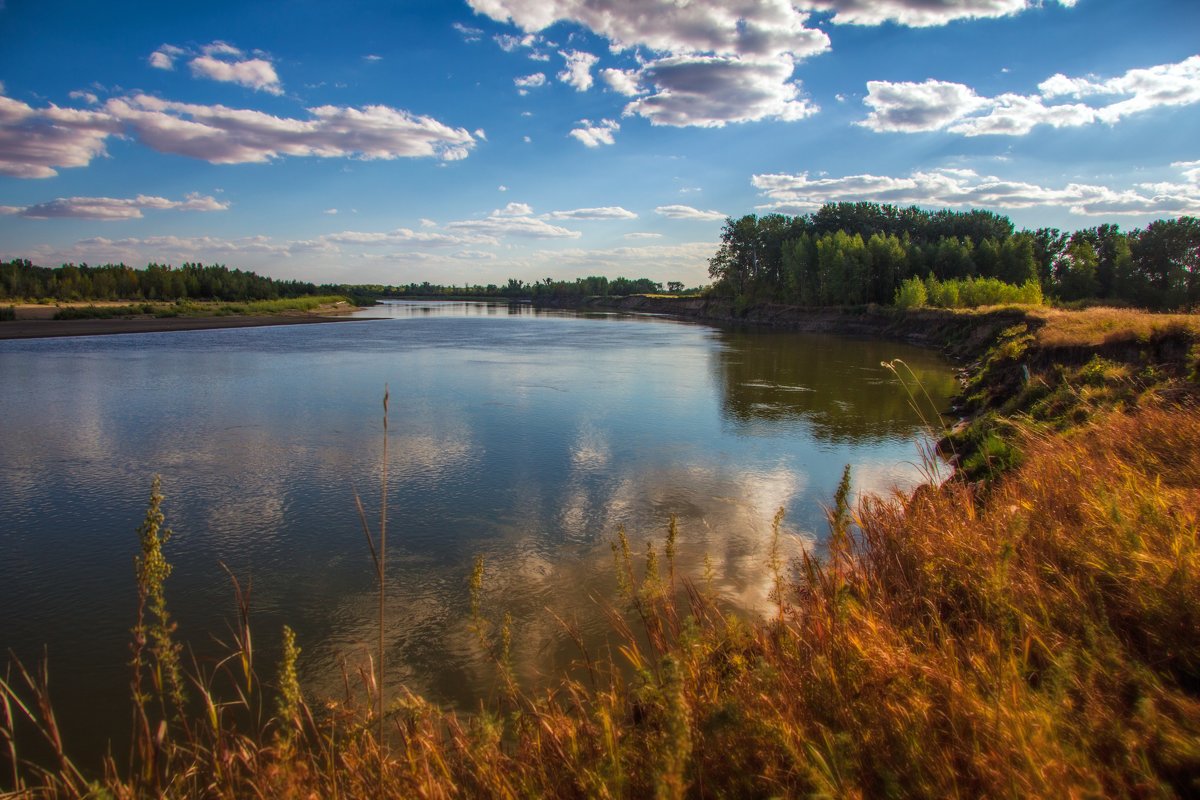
[3,307,1199,798]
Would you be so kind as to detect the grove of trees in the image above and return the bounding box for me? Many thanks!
[708,203,1200,310]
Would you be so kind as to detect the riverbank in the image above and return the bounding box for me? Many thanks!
[0,299,368,340]
[3,303,1198,797]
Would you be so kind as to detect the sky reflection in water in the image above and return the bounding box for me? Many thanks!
[0,302,956,758]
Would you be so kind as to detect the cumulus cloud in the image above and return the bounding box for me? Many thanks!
[558,50,598,91]
[514,72,547,94]
[569,118,619,147]
[655,204,726,221]
[545,206,637,220]
[1,193,229,220]
[149,44,185,70]
[625,55,817,127]
[189,54,283,94]
[861,54,1200,135]
[150,42,284,94]
[469,1,828,128]
[751,163,1200,217]
[0,87,479,176]
[106,94,477,164]
[859,79,988,132]
[497,201,534,216]
[799,0,1077,28]
[601,68,643,96]
[0,94,120,177]
[468,0,828,60]
[69,90,99,105]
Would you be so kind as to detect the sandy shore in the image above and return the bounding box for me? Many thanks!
[0,312,372,340]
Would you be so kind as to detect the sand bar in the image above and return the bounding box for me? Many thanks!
[0,313,371,340]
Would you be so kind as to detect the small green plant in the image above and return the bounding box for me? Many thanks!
[0,305,15,322]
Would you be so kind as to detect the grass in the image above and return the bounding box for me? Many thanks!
[3,307,1199,797]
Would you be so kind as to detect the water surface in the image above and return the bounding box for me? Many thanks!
[0,301,956,759]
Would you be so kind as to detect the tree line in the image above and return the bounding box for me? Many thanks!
[708,203,1200,310]
[0,261,688,306]
[0,260,324,304]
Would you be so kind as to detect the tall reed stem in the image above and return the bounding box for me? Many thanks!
[378,386,388,769]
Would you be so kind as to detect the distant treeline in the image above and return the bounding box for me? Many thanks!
[709,203,1200,310]
[365,275,681,301]
[0,260,326,303]
[0,260,685,305]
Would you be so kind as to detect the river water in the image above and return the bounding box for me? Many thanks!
[0,301,956,760]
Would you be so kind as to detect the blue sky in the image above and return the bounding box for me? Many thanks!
[1,0,1197,287]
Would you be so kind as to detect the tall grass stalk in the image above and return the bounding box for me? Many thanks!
[352,385,389,786]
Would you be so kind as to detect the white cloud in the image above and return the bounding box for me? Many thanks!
[624,54,817,127]
[104,94,477,164]
[495,32,541,52]
[557,50,598,91]
[569,118,619,147]
[514,72,547,94]
[149,44,184,70]
[69,90,99,105]
[0,94,120,177]
[655,204,726,221]
[860,79,987,132]
[545,206,637,220]
[498,185,508,192]
[444,208,581,239]
[0,193,228,220]
[469,0,829,60]
[470,1,829,129]
[419,217,437,227]
[364,54,383,62]
[324,208,339,215]
[321,227,476,247]
[751,163,1200,217]
[799,0,1077,28]
[453,22,484,41]
[149,42,284,94]
[188,55,283,95]
[624,232,663,239]
[861,55,1200,136]
[497,201,534,216]
[202,41,243,58]
[600,68,642,96]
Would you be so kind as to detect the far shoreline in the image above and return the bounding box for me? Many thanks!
[0,312,373,341]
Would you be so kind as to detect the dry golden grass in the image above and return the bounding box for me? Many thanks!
[1029,306,1200,349]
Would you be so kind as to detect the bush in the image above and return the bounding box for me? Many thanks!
[894,277,927,308]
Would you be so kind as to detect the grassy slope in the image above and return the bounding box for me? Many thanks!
[3,306,1199,798]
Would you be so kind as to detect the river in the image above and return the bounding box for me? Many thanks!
[0,300,956,762]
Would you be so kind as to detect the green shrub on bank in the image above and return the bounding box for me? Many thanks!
[895,275,1043,308]
[0,305,15,321]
